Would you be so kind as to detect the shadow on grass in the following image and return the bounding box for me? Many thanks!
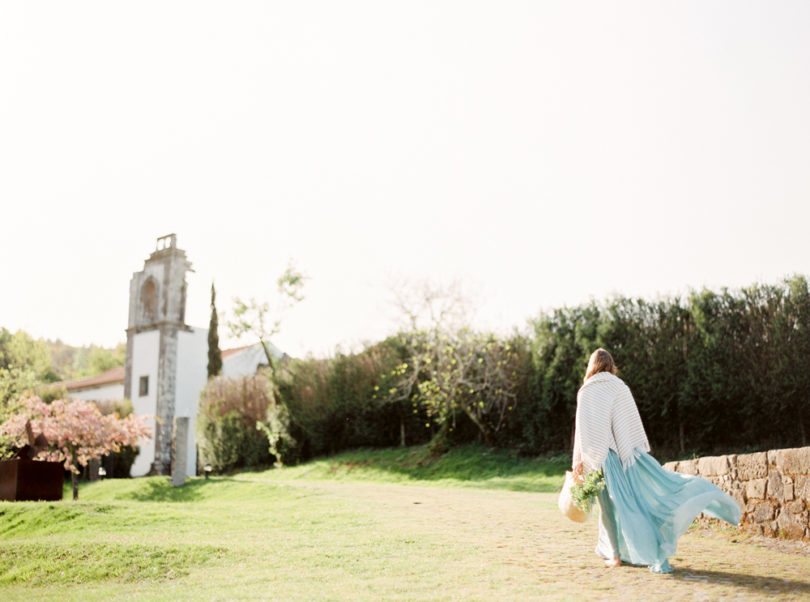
[124,477,242,502]
[673,568,810,596]
[293,444,569,492]
[75,476,242,503]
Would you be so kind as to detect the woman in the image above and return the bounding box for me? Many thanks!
[572,348,741,574]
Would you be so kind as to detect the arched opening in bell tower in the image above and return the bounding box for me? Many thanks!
[140,278,158,323]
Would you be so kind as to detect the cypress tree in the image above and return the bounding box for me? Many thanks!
[207,282,222,378]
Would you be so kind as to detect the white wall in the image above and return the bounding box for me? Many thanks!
[130,330,160,477]
[66,382,124,403]
[176,326,208,476]
[222,344,270,378]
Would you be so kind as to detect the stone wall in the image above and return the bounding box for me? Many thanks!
[663,446,810,540]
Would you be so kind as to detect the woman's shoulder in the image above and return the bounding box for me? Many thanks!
[581,371,625,389]
[579,373,632,401]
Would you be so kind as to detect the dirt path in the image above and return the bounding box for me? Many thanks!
[270,478,810,600]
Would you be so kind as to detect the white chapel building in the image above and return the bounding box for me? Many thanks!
[60,234,278,477]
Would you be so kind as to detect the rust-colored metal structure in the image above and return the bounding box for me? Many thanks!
[0,458,64,501]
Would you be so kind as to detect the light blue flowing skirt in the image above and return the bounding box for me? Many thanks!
[596,449,741,574]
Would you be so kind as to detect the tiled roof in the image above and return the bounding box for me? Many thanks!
[56,345,262,392]
[60,366,125,391]
[221,345,252,359]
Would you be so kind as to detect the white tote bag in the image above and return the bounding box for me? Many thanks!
[558,471,588,523]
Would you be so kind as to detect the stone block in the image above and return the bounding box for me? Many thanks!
[728,454,738,480]
[171,416,189,488]
[752,502,775,523]
[736,451,768,481]
[776,509,807,539]
[770,447,810,475]
[698,455,730,477]
[686,447,810,540]
[793,475,810,502]
[783,477,794,501]
[745,478,768,500]
[662,461,678,472]
[769,471,785,499]
[796,476,809,502]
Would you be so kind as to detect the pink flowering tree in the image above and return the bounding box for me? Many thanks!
[0,393,152,500]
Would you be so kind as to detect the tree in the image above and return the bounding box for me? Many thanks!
[228,264,306,375]
[386,281,522,448]
[4,330,51,377]
[0,394,152,500]
[0,329,53,424]
[208,283,223,379]
[227,264,306,463]
[85,344,126,376]
[397,329,522,447]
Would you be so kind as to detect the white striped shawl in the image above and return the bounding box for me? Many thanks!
[572,372,650,472]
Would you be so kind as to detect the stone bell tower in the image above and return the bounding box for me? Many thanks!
[124,234,194,476]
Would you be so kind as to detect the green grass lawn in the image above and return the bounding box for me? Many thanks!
[2,445,809,600]
[240,444,570,492]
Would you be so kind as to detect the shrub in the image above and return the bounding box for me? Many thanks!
[94,398,138,477]
[278,339,430,459]
[256,402,298,466]
[197,375,274,472]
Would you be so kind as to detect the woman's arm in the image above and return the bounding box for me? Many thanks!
[574,382,613,473]
[572,398,584,479]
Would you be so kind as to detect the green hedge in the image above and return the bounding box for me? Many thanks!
[199,275,810,465]
[516,275,810,458]
[277,339,432,458]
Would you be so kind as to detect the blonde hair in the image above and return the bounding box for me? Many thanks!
[585,348,617,381]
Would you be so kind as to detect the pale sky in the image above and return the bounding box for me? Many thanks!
[2,2,809,358]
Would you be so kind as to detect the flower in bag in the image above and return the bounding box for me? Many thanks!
[570,470,606,514]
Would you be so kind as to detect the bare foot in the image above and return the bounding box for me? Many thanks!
[605,557,621,568]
